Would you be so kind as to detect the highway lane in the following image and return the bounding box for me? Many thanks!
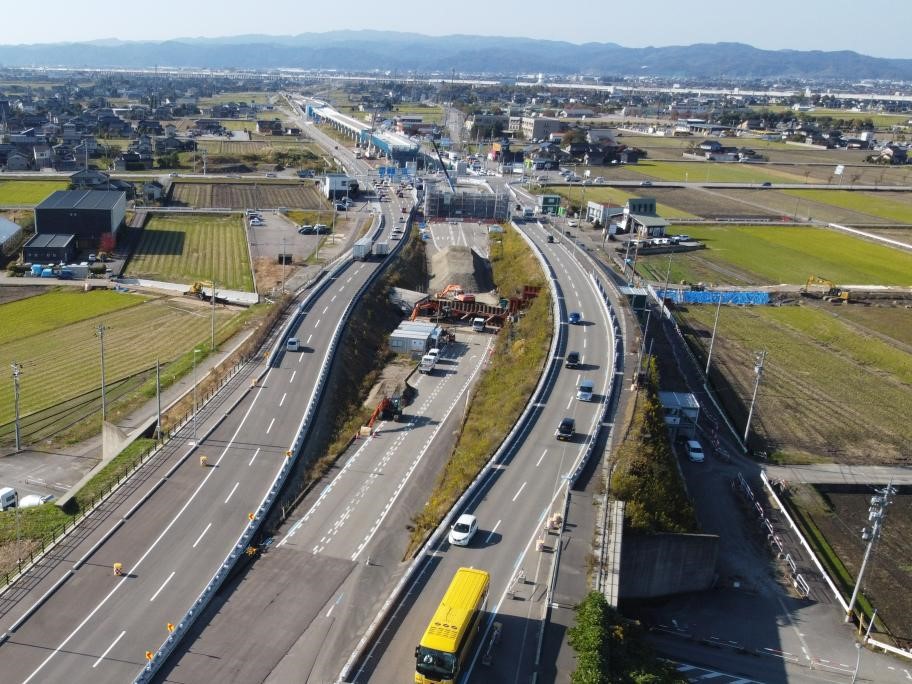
[356,220,616,683]
[0,222,392,683]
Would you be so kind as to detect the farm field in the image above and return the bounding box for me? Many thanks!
[170,181,326,210]
[0,180,67,205]
[633,160,811,184]
[542,185,696,219]
[676,302,912,463]
[788,486,912,644]
[782,189,912,224]
[197,92,275,106]
[635,224,912,287]
[0,290,235,428]
[125,213,254,291]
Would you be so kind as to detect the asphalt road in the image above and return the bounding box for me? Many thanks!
[355,221,616,683]
[0,207,395,681]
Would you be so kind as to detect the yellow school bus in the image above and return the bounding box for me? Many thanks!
[415,567,490,684]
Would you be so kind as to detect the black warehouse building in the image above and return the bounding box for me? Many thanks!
[35,190,126,249]
[22,233,77,264]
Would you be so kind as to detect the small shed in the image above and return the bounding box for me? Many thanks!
[658,391,701,439]
[0,217,23,255]
[389,320,439,354]
[23,233,77,264]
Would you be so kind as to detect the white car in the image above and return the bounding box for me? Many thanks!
[685,439,705,463]
[448,513,478,546]
[567,219,579,228]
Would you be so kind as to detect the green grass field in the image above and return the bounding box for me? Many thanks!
[638,224,912,287]
[677,303,912,462]
[541,185,697,219]
[0,181,68,205]
[0,291,235,425]
[633,160,810,184]
[126,214,254,291]
[783,190,912,224]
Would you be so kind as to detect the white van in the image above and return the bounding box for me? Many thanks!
[286,338,300,352]
[472,317,485,332]
[576,379,594,401]
[0,487,17,510]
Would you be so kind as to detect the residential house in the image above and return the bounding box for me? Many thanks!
[5,150,31,171]
[617,197,669,238]
[143,180,164,202]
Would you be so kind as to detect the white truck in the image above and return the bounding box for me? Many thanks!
[418,353,437,374]
[371,240,390,257]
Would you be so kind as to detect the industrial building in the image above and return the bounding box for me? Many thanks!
[35,190,126,248]
[321,173,359,200]
[22,233,77,264]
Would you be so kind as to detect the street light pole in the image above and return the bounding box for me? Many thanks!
[10,362,22,452]
[743,350,766,444]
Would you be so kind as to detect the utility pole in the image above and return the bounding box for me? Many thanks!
[281,236,287,293]
[660,253,673,317]
[192,348,201,443]
[155,358,162,443]
[846,483,896,622]
[705,294,723,376]
[96,323,108,422]
[743,350,767,444]
[10,363,22,452]
[211,279,216,352]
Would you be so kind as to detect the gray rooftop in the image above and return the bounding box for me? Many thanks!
[658,391,700,411]
[37,190,125,211]
[25,233,75,248]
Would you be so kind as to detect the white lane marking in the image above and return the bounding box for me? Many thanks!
[290,370,296,383]
[566,397,573,410]
[512,482,527,502]
[192,522,212,549]
[224,482,240,504]
[326,592,344,618]
[331,295,337,302]
[248,447,260,466]
[280,392,287,407]
[149,571,176,602]
[322,305,329,314]
[20,364,277,684]
[695,673,724,680]
[306,334,313,345]
[92,630,126,668]
[484,520,501,545]
[536,450,548,467]
[266,418,275,434]
[315,319,321,328]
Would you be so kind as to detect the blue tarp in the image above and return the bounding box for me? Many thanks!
[658,289,770,305]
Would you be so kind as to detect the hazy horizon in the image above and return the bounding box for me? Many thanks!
[0,0,908,60]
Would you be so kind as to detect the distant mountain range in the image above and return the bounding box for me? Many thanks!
[0,31,909,81]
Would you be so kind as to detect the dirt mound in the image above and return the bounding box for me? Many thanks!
[429,246,494,295]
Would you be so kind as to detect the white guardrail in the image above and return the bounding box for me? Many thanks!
[336,220,566,682]
[134,212,398,682]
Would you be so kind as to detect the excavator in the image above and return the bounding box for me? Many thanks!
[802,275,849,302]
[360,396,404,436]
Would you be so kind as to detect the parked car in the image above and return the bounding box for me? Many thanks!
[313,224,330,234]
[685,439,705,463]
[298,224,314,234]
[448,513,478,546]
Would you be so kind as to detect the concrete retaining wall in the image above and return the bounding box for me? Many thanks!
[619,532,719,599]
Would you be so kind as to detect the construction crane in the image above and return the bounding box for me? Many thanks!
[803,275,849,302]
[430,138,456,193]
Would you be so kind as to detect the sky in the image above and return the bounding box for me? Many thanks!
[1,0,909,59]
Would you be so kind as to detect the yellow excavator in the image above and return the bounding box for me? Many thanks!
[803,275,849,302]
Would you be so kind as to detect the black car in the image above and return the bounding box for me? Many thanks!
[565,351,581,368]
[555,417,575,441]
[760,181,772,188]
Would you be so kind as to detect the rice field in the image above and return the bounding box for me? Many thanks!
[170,182,326,210]
[0,290,234,426]
[0,181,68,205]
[636,224,912,287]
[782,190,912,224]
[125,214,254,291]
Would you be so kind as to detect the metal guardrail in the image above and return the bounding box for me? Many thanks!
[336,220,566,683]
[134,212,405,683]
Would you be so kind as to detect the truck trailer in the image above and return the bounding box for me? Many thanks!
[353,237,373,261]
